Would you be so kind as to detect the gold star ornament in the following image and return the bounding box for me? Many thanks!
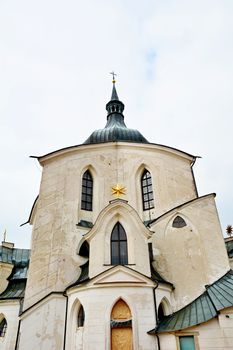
[111,184,126,198]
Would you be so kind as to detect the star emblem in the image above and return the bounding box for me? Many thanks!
[111,184,126,198]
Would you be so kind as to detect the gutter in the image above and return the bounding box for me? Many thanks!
[152,284,161,350]
[14,320,21,350]
[63,293,68,350]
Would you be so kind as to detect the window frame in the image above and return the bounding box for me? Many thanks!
[111,223,128,265]
[141,170,154,211]
[81,170,93,211]
[175,332,200,350]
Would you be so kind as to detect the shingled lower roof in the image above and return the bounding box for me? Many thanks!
[0,246,30,300]
[150,270,233,333]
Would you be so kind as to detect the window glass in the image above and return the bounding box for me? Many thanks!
[179,336,195,350]
[119,241,128,264]
[158,303,165,320]
[141,170,154,210]
[172,216,187,228]
[77,305,85,327]
[0,318,7,337]
[111,223,128,265]
[81,170,93,211]
[111,242,119,265]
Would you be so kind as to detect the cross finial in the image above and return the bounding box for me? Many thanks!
[3,229,6,242]
[110,71,117,83]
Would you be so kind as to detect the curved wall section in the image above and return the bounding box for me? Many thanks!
[24,142,196,309]
[150,194,230,310]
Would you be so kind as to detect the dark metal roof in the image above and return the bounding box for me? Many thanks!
[84,114,148,145]
[111,319,132,328]
[154,270,233,333]
[150,263,173,287]
[0,246,30,300]
[76,261,89,284]
[76,220,93,229]
[84,83,148,145]
[0,247,30,267]
[0,280,26,299]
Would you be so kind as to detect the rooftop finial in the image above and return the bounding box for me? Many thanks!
[3,229,6,242]
[109,72,119,101]
[110,71,117,84]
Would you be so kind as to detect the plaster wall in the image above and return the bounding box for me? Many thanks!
[25,142,196,308]
[151,194,230,310]
[0,300,20,350]
[66,284,157,350]
[159,307,233,350]
[18,294,66,350]
[0,263,13,294]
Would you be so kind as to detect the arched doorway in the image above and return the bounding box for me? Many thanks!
[111,299,133,350]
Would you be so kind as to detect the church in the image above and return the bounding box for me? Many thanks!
[0,79,233,350]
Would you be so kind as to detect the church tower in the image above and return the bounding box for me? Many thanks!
[1,80,232,350]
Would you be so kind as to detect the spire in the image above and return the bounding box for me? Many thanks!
[106,72,124,117]
[111,82,119,101]
[110,71,119,101]
[83,74,148,144]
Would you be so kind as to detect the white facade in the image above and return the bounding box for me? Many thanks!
[0,85,232,349]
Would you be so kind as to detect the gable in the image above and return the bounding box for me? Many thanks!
[91,266,154,286]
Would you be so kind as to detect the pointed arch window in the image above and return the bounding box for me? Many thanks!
[77,305,85,327]
[141,170,154,210]
[0,318,7,337]
[158,303,165,321]
[81,170,93,211]
[172,216,187,228]
[111,223,128,265]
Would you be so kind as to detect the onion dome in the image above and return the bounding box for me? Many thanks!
[83,79,148,145]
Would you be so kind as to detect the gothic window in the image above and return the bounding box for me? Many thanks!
[111,223,128,265]
[77,305,85,327]
[172,216,187,228]
[81,170,93,211]
[0,318,7,337]
[141,170,154,210]
[158,303,165,321]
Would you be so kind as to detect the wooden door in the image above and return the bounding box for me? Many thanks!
[111,328,132,350]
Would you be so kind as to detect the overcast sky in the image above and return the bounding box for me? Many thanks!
[0,0,233,248]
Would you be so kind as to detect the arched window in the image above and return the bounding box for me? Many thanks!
[158,303,165,321]
[77,305,85,327]
[172,216,187,228]
[0,318,7,337]
[81,170,93,211]
[141,170,154,210]
[111,223,128,265]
